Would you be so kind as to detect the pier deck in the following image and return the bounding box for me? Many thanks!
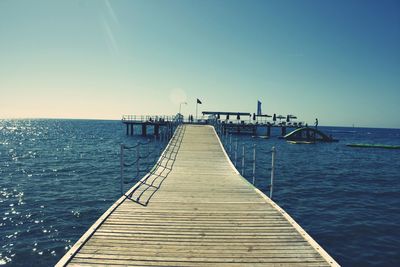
[57,125,339,266]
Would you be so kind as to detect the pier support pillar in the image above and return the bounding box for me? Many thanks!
[126,124,129,135]
[130,124,134,136]
[267,126,271,137]
[154,125,160,136]
[281,126,286,136]
[142,124,147,136]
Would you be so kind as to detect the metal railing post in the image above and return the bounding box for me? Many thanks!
[120,144,124,195]
[241,144,245,175]
[229,134,232,155]
[270,146,276,199]
[252,143,256,185]
[136,141,140,178]
[147,140,151,166]
[147,139,150,161]
[224,132,227,147]
[234,139,238,166]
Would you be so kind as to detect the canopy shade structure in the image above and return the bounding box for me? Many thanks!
[276,115,286,120]
[286,114,297,122]
[254,113,273,122]
[256,114,272,118]
[202,111,252,116]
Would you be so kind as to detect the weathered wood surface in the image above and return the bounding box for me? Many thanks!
[57,125,339,267]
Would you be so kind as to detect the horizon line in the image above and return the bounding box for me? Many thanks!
[0,116,399,130]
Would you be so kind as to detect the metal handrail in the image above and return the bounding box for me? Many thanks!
[122,114,183,123]
[123,144,161,167]
[123,140,152,150]
[213,122,277,199]
[127,124,185,202]
[123,158,140,167]
[120,122,184,193]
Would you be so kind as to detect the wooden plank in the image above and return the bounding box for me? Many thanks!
[80,245,317,253]
[69,259,330,267]
[57,124,339,267]
[70,258,330,266]
[84,241,313,249]
[74,254,328,263]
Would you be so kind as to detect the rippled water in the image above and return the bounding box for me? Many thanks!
[0,119,163,266]
[223,126,400,267]
[0,120,399,266]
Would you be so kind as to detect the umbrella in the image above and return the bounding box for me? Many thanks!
[277,115,285,120]
[257,114,272,118]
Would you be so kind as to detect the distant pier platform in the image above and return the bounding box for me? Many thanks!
[122,114,303,137]
[122,115,175,136]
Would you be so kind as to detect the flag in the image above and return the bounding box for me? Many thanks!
[257,100,262,116]
[197,98,202,104]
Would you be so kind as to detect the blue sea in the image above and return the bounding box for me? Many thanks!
[0,119,399,266]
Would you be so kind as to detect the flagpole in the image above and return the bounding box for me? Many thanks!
[196,102,198,122]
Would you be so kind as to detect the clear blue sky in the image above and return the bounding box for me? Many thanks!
[0,0,399,128]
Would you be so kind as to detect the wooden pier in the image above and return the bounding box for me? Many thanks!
[57,125,339,266]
